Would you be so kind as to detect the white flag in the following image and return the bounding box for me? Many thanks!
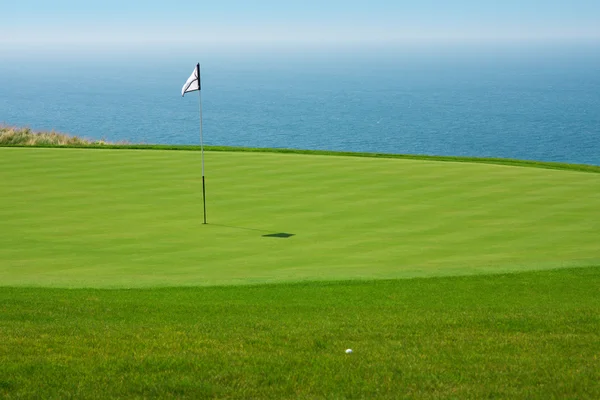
[182,64,201,96]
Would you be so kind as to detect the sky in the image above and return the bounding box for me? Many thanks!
[2,0,600,51]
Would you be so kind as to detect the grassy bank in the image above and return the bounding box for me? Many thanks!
[1,267,599,398]
[0,126,104,146]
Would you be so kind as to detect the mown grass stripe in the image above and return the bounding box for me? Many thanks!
[1,147,599,288]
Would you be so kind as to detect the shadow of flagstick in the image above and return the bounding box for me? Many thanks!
[262,233,295,238]
[209,224,295,238]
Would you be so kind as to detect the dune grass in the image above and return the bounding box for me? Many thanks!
[1,267,599,398]
[0,126,101,146]
[1,146,599,287]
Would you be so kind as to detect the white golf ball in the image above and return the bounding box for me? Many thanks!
[345,349,353,354]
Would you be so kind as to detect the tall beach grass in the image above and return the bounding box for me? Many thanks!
[0,126,112,146]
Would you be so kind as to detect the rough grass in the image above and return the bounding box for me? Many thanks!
[0,126,114,146]
[1,267,599,399]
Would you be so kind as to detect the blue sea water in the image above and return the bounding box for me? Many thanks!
[1,44,599,165]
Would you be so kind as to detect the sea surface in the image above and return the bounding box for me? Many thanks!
[1,44,599,165]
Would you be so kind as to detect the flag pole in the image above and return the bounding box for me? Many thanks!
[197,63,207,224]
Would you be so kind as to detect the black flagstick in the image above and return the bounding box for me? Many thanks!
[197,63,207,224]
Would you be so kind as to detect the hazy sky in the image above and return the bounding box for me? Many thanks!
[3,0,600,49]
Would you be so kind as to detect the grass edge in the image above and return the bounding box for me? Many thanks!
[2,143,599,174]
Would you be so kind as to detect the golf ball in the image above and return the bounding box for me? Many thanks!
[345,349,353,354]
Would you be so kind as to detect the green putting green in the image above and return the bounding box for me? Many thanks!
[1,147,599,288]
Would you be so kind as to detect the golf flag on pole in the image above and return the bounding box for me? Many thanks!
[181,63,207,224]
[182,64,201,96]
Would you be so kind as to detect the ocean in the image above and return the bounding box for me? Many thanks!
[1,44,599,165]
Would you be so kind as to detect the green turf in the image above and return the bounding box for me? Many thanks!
[1,147,599,398]
[1,267,598,399]
[1,147,599,287]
